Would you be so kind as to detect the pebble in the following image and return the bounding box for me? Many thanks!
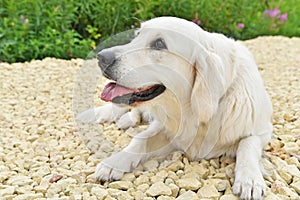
[185,164,210,179]
[168,183,179,197]
[175,190,198,200]
[166,161,185,171]
[136,183,149,192]
[157,196,175,200]
[146,181,172,196]
[108,188,134,200]
[90,186,108,200]
[109,181,133,190]
[134,174,150,185]
[13,193,44,200]
[197,184,220,198]
[290,180,300,194]
[219,194,239,200]
[176,178,202,190]
[7,175,34,186]
[0,186,15,196]
[143,159,159,171]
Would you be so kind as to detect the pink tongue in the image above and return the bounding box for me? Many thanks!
[101,82,135,102]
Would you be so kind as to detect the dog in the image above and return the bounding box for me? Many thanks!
[76,17,273,200]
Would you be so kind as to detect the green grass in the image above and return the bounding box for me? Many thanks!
[0,0,299,63]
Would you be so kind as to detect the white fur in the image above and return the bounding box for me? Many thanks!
[77,17,272,200]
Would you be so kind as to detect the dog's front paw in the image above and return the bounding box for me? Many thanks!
[117,110,140,129]
[233,168,266,200]
[76,106,112,123]
[94,163,124,181]
[76,104,128,123]
[94,151,143,181]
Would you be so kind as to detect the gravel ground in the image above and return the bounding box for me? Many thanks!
[0,36,299,200]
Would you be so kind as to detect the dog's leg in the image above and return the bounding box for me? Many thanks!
[94,120,175,181]
[76,103,129,123]
[233,135,267,200]
[117,108,141,129]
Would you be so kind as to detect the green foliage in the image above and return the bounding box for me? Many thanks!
[0,0,299,63]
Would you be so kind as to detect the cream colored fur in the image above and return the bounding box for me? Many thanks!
[77,17,273,200]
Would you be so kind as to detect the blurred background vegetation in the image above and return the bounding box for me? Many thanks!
[0,0,299,63]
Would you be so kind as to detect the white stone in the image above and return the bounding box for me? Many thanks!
[175,190,198,200]
[143,159,159,171]
[176,178,202,190]
[290,180,300,194]
[157,196,175,200]
[90,187,108,200]
[109,181,133,190]
[0,186,15,196]
[219,194,239,200]
[197,185,220,198]
[146,181,172,196]
[168,183,179,197]
[7,175,33,186]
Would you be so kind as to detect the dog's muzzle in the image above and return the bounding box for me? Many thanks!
[97,51,116,79]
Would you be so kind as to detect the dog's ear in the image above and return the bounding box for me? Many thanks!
[191,46,226,123]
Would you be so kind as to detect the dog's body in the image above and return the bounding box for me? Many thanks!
[77,17,272,200]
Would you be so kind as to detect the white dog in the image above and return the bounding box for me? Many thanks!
[77,17,272,200]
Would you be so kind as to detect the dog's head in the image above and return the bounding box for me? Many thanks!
[98,17,227,122]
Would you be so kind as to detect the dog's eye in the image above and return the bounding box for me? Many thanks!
[150,38,167,50]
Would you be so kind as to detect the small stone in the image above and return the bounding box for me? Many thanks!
[167,171,179,181]
[108,189,134,200]
[176,178,202,190]
[210,158,220,168]
[213,172,227,179]
[271,180,285,193]
[166,161,184,172]
[90,186,108,200]
[35,178,50,193]
[197,185,220,198]
[49,174,63,183]
[134,174,150,186]
[264,192,282,200]
[168,183,179,197]
[181,172,200,180]
[185,164,209,179]
[143,159,159,171]
[121,173,136,182]
[16,185,33,195]
[290,180,300,194]
[157,196,175,200]
[278,186,299,199]
[175,190,198,200]
[219,194,239,200]
[282,164,300,178]
[7,175,34,186]
[146,181,172,196]
[0,186,15,196]
[176,170,184,177]
[165,178,175,185]
[278,170,292,184]
[109,181,133,190]
[136,183,149,192]
[13,193,44,200]
[215,180,229,192]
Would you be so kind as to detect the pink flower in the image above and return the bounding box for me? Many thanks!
[237,23,245,29]
[264,9,280,18]
[192,19,201,25]
[278,12,288,21]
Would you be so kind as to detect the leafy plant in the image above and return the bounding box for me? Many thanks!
[0,0,299,63]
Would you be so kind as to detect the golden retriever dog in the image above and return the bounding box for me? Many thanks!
[77,17,273,200]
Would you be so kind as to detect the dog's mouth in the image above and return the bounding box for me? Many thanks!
[101,82,166,105]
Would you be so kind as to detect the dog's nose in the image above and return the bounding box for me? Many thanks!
[97,51,116,70]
